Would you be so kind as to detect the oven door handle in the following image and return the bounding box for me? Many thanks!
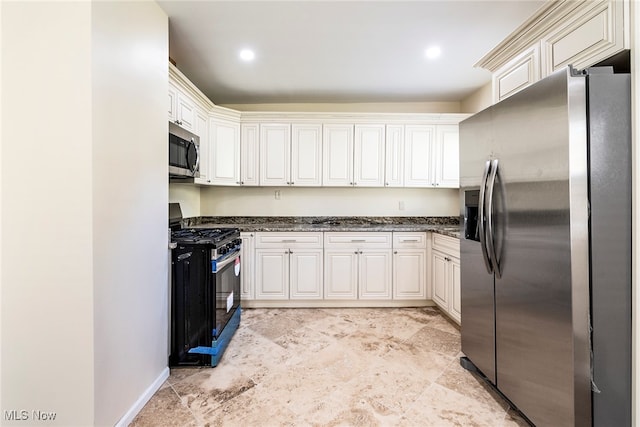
[213,250,240,272]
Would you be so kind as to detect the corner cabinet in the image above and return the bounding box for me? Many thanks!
[430,233,461,324]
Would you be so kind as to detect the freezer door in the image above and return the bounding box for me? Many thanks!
[459,107,497,385]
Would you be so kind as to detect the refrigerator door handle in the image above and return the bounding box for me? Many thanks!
[478,159,494,274]
[486,159,501,278]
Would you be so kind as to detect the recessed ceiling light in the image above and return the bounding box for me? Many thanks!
[239,49,255,62]
[425,46,441,60]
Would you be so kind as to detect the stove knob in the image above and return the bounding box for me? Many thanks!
[218,247,228,255]
[227,242,235,250]
[234,238,242,246]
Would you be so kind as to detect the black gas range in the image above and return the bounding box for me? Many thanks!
[169,204,242,367]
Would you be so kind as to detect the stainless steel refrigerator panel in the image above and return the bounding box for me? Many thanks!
[492,69,587,426]
[460,237,496,383]
[459,110,497,385]
[588,72,632,426]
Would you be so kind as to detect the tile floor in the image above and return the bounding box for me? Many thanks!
[131,307,529,426]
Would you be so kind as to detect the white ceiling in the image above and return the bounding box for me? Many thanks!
[157,1,546,105]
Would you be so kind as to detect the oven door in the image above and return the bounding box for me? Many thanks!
[213,250,241,339]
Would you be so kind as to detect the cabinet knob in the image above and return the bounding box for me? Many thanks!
[385,183,389,186]
[241,181,245,185]
[354,251,358,254]
[394,251,398,254]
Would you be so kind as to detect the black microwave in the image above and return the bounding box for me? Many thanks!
[169,121,200,179]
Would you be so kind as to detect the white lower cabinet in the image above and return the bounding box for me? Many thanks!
[430,233,461,324]
[254,232,323,300]
[247,230,458,309]
[393,232,427,299]
[240,232,255,300]
[324,250,358,299]
[324,232,392,300]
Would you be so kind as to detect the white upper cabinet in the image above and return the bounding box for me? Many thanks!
[540,0,627,75]
[479,0,629,103]
[168,82,196,131]
[404,125,435,187]
[260,124,291,186]
[240,123,259,186]
[493,44,541,103]
[291,124,322,186]
[193,110,209,184]
[434,125,459,188]
[354,125,385,187]
[385,125,404,187]
[323,124,354,186]
[209,119,240,185]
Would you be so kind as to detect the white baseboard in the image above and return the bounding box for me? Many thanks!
[115,366,170,427]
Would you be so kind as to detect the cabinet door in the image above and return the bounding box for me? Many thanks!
[240,233,255,300]
[240,124,259,186]
[385,125,404,187]
[450,257,461,324]
[255,248,289,299]
[493,44,541,102]
[324,249,358,299]
[210,119,240,185]
[431,251,449,310]
[359,250,392,299]
[393,249,427,299]
[404,125,435,187]
[354,125,385,187]
[434,125,459,188]
[176,93,196,131]
[323,124,354,186]
[291,124,322,186]
[260,124,291,186]
[290,249,323,299]
[540,0,626,76]
[194,109,209,184]
[168,83,178,122]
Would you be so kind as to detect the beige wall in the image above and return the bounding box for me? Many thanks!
[170,183,202,217]
[1,2,168,426]
[1,2,94,425]
[92,2,168,425]
[200,187,458,217]
[461,81,492,113]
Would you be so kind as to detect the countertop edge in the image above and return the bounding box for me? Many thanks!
[184,217,461,239]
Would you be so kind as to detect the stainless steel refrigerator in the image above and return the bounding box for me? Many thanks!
[459,66,631,426]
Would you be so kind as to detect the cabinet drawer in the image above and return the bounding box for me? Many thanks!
[431,233,460,256]
[255,232,323,248]
[393,232,427,249]
[324,232,392,248]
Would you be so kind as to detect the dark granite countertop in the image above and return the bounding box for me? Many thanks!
[183,216,461,239]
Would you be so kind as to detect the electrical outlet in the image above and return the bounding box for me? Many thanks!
[275,190,281,200]
[399,201,405,211]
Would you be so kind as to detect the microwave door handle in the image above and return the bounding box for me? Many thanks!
[190,138,200,176]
